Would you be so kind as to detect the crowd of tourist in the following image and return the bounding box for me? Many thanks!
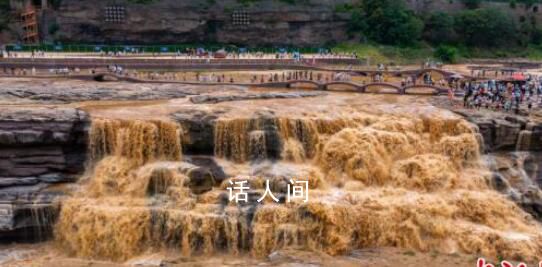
[2,49,541,116]
[0,48,358,60]
[128,70,352,84]
[470,69,518,78]
[461,77,542,113]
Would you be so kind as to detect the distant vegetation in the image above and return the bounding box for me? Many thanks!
[332,43,434,65]
[49,0,63,9]
[349,0,424,46]
[0,0,10,31]
[342,0,542,62]
[126,0,158,4]
[236,0,306,5]
[461,0,482,9]
[332,42,542,65]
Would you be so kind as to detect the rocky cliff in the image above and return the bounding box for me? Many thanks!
[38,0,542,46]
[5,0,542,46]
[45,0,351,46]
[456,111,542,152]
[455,111,542,220]
[486,151,542,220]
[0,107,89,241]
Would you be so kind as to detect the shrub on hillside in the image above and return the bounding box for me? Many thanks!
[434,45,458,63]
[423,12,456,45]
[454,8,518,47]
[461,0,482,9]
[349,0,423,46]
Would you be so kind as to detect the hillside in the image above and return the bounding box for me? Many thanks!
[5,0,351,46]
[3,0,542,62]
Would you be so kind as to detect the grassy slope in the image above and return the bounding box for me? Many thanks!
[332,43,433,65]
[332,43,542,64]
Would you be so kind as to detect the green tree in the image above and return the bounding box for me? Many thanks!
[423,12,456,45]
[523,0,538,8]
[454,8,518,47]
[461,0,482,9]
[352,0,424,46]
[49,0,63,9]
[434,45,458,63]
[531,27,542,45]
[48,23,60,35]
[348,8,367,33]
[0,0,10,31]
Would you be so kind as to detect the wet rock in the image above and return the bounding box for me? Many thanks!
[249,130,268,161]
[0,107,89,181]
[516,122,542,151]
[260,117,283,161]
[94,74,119,82]
[189,92,325,104]
[0,177,39,188]
[250,162,321,194]
[267,249,323,266]
[0,81,195,104]
[0,184,48,202]
[177,162,216,194]
[7,90,36,98]
[0,182,62,242]
[0,248,37,265]
[187,168,215,195]
[470,117,522,151]
[494,119,522,150]
[490,173,510,192]
[458,112,539,152]
[517,187,542,221]
[486,152,542,220]
[38,173,77,183]
[3,167,50,178]
[268,251,293,263]
[0,107,90,241]
[184,156,227,184]
[0,201,59,242]
[172,108,288,161]
[172,109,226,155]
[505,116,528,128]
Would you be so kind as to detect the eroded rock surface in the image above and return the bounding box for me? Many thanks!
[0,107,89,240]
[0,79,207,104]
[189,92,326,104]
[486,152,542,220]
[172,109,283,160]
[51,0,350,46]
[456,110,542,152]
[172,109,226,155]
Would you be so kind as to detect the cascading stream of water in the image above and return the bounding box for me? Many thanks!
[54,112,542,262]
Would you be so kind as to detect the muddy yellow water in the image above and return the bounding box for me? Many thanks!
[5,87,542,265]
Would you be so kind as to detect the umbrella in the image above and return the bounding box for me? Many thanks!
[512,73,526,81]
